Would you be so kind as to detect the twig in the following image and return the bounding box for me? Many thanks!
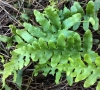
[0,0,20,13]
[0,5,23,26]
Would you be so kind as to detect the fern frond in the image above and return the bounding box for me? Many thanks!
[0,1,100,89]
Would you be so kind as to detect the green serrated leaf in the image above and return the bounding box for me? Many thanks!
[16,30,34,44]
[14,48,24,55]
[2,60,15,86]
[84,54,92,64]
[0,35,10,43]
[73,22,81,31]
[71,68,82,77]
[96,81,100,90]
[23,22,46,38]
[76,58,86,67]
[48,40,56,49]
[62,6,71,19]
[58,30,75,38]
[71,6,77,14]
[34,10,50,31]
[39,38,48,49]
[63,13,81,29]
[95,56,100,66]
[73,33,81,51]
[42,67,51,76]
[18,56,24,69]
[55,71,61,84]
[24,54,30,66]
[86,1,94,15]
[39,50,52,64]
[60,54,69,64]
[32,41,40,49]
[71,51,80,60]
[87,51,98,62]
[57,64,63,71]
[84,72,98,88]
[83,16,89,31]
[66,75,73,86]
[74,2,84,15]
[57,33,66,48]
[1,1,100,89]
[51,52,61,67]
[34,50,43,62]
[93,17,99,31]
[15,70,23,89]
[89,17,95,26]
[75,68,91,82]
[14,35,23,43]
[94,0,100,11]
[45,7,61,29]
[49,67,56,76]
[83,30,92,52]
[67,37,74,50]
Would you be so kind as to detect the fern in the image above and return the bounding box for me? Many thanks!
[0,1,100,90]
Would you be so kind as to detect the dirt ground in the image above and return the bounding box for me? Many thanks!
[0,0,100,90]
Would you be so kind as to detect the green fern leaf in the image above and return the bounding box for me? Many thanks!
[1,1,100,89]
[44,6,61,29]
[75,68,91,82]
[66,75,73,86]
[48,40,56,49]
[42,66,51,76]
[55,71,61,84]
[74,2,84,15]
[73,33,81,51]
[96,81,100,90]
[0,35,10,43]
[63,13,81,29]
[83,30,92,52]
[86,1,94,15]
[89,17,95,26]
[2,58,16,86]
[93,17,99,30]
[57,64,64,71]
[15,70,23,89]
[24,53,30,66]
[57,33,66,48]
[14,35,23,43]
[94,0,100,12]
[18,55,24,69]
[34,10,50,31]
[67,37,74,50]
[73,22,81,31]
[71,6,77,14]
[95,57,100,66]
[84,54,93,64]
[23,22,46,38]
[16,30,35,44]
[51,52,61,67]
[39,50,52,64]
[84,70,99,87]
[83,16,89,31]
[62,6,71,19]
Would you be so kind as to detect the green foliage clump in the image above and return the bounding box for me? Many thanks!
[0,1,100,90]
